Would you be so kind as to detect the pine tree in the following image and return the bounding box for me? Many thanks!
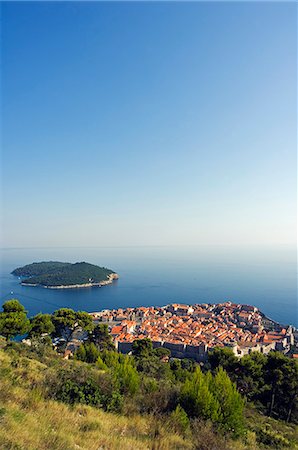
[180,367,220,421]
[210,367,245,436]
[170,405,189,434]
[29,313,55,337]
[0,300,30,340]
[76,311,94,332]
[96,355,108,370]
[85,342,100,363]
[75,344,87,361]
[114,358,140,395]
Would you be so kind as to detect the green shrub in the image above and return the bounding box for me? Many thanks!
[180,366,245,437]
[96,355,108,371]
[114,359,140,395]
[257,426,291,448]
[169,405,189,435]
[105,391,123,413]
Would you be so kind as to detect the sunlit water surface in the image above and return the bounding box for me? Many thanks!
[0,245,297,326]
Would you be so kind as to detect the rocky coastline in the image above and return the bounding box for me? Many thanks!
[21,273,119,289]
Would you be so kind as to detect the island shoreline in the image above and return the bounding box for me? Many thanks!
[20,273,119,289]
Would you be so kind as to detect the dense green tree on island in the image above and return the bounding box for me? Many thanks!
[0,299,30,340]
[12,261,116,287]
[12,261,72,277]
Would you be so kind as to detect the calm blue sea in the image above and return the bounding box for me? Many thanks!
[0,246,297,327]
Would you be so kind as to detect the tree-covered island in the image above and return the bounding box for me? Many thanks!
[12,261,119,289]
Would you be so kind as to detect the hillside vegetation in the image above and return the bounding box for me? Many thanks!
[0,299,297,450]
[0,350,193,450]
[0,340,297,450]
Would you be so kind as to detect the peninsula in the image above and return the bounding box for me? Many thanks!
[12,261,119,289]
[89,302,294,361]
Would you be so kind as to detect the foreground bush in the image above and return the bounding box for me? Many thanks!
[180,366,245,436]
[1,346,298,449]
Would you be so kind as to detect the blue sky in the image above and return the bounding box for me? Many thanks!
[1,2,297,248]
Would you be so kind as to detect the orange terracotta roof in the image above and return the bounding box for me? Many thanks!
[111,326,123,335]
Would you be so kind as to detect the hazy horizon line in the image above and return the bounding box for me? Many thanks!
[1,243,296,251]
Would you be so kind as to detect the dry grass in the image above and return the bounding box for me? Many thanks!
[0,399,193,450]
[0,349,192,450]
[1,348,296,450]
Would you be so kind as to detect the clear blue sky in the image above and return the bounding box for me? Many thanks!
[1,2,297,248]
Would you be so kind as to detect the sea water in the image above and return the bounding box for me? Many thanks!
[0,245,297,327]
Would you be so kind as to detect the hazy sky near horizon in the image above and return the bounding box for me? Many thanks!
[1,2,297,248]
